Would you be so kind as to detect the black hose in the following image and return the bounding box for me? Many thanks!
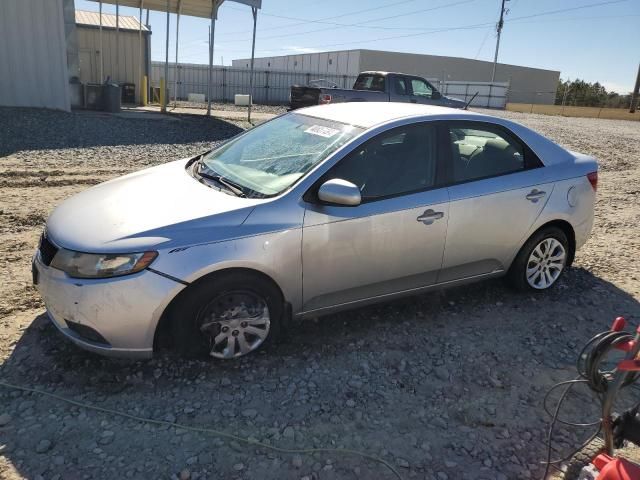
[540,327,639,479]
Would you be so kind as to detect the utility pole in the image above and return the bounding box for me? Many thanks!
[630,62,640,113]
[491,0,508,83]
[562,79,571,107]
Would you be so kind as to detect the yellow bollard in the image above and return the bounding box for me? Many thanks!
[141,76,148,106]
[160,78,166,112]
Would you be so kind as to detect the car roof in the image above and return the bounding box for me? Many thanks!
[294,102,574,166]
[297,102,479,129]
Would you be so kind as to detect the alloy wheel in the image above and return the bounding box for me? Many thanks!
[526,237,566,290]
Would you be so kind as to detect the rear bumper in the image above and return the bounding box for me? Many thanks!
[33,253,185,359]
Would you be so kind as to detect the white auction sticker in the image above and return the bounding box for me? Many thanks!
[305,125,340,138]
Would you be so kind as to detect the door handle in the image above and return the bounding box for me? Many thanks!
[526,189,546,203]
[417,209,444,225]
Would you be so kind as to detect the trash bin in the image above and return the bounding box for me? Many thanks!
[69,78,84,109]
[103,83,121,112]
[121,83,136,104]
[85,84,103,110]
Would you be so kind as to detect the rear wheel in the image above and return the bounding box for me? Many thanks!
[508,227,569,292]
[171,272,283,359]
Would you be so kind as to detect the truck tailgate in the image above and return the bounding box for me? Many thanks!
[290,86,321,109]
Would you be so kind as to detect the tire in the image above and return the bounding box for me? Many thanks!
[507,226,569,292]
[170,271,283,359]
[564,437,605,480]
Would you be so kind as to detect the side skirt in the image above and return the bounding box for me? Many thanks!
[296,270,505,320]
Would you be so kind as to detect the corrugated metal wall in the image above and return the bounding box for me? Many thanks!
[232,50,362,75]
[0,0,70,111]
[358,50,558,105]
[233,49,559,105]
[151,62,509,107]
[77,27,149,102]
[151,63,356,104]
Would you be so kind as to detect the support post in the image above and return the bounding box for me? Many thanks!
[162,0,170,113]
[142,76,148,105]
[207,1,217,116]
[115,0,120,83]
[174,0,182,107]
[138,0,144,104]
[630,63,640,114]
[99,0,103,82]
[248,7,258,123]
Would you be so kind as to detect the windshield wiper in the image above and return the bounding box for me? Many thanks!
[196,162,246,197]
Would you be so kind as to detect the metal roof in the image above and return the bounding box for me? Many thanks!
[87,0,261,19]
[75,10,150,31]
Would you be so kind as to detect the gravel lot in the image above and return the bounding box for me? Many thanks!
[0,106,639,480]
[173,101,288,115]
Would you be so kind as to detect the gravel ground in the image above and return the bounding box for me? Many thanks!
[173,101,288,115]
[0,107,639,480]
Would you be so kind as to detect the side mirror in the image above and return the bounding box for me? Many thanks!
[432,91,442,100]
[317,179,361,206]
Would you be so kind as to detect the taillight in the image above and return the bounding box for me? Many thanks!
[587,171,598,191]
[319,94,332,104]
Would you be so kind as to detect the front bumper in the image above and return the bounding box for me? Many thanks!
[33,253,185,359]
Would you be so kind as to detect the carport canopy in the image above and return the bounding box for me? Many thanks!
[88,0,262,116]
[89,0,261,19]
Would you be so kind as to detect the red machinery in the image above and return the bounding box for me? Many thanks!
[547,317,640,480]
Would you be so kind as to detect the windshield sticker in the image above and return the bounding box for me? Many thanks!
[304,125,340,138]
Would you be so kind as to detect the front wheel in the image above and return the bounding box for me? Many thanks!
[171,272,283,359]
[508,227,569,292]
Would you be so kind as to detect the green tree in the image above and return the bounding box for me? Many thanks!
[555,78,631,108]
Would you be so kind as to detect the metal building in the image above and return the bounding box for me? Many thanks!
[0,0,71,111]
[75,10,151,103]
[233,49,561,105]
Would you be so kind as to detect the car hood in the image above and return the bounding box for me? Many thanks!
[47,158,264,253]
[442,95,467,108]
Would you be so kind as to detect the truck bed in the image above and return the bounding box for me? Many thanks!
[290,86,387,110]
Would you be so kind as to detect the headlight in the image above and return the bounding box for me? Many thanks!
[50,249,158,279]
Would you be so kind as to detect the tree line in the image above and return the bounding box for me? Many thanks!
[555,79,632,108]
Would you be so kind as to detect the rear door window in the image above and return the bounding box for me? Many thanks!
[392,76,409,96]
[446,122,539,183]
[354,74,386,92]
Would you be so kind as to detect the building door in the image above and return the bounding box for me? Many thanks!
[78,49,97,84]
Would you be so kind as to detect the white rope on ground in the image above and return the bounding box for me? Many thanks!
[0,380,403,480]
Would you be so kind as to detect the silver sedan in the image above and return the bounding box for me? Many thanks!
[33,103,597,359]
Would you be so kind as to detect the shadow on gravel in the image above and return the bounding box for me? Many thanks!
[1,267,639,479]
[0,107,243,156]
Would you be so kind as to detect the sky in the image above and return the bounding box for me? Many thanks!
[75,0,640,93]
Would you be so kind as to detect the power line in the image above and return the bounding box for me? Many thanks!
[257,0,631,54]
[474,27,493,60]
[170,0,638,60]
[216,0,476,44]
[221,0,422,36]
[214,0,629,48]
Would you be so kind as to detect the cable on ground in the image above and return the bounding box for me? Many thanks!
[0,380,403,480]
[540,326,639,479]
